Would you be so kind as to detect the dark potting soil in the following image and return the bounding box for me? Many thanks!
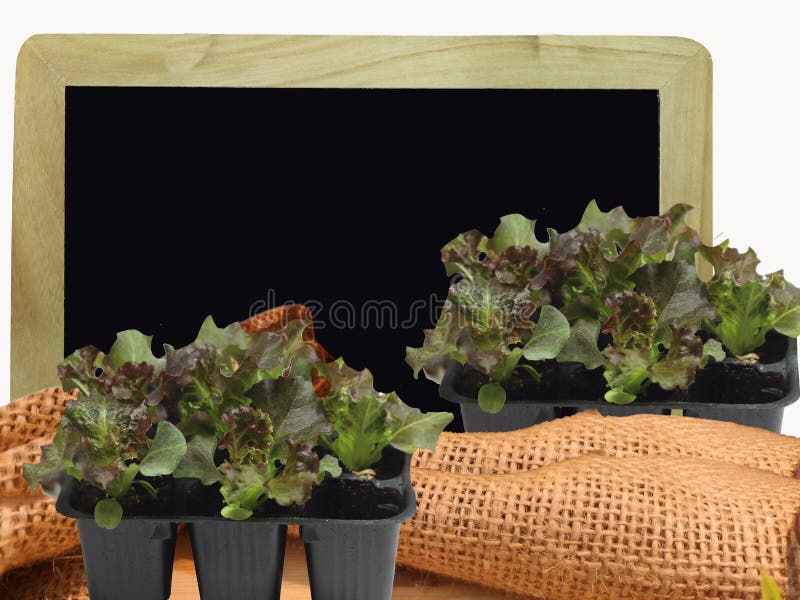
[454,359,559,401]
[302,477,403,520]
[72,475,173,517]
[692,361,785,405]
[452,334,788,405]
[181,480,295,518]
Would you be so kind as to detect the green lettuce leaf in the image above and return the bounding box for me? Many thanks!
[384,395,454,454]
[323,386,451,472]
[173,434,219,485]
[557,319,606,370]
[522,305,570,361]
[769,275,800,338]
[139,421,187,477]
[705,274,772,355]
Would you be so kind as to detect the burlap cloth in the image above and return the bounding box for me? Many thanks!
[2,315,800,598]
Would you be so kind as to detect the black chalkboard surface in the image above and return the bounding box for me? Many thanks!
[65,87,659,429]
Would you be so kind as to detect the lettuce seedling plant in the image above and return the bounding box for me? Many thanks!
[407,201,800,412]
[26,313,452,528]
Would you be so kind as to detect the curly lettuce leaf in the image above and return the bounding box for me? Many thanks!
[486,213,548,256]
[600,293,710,402]
[265,440,320,506]
[104,330,165,371]
[219,462,273,520]
[768,275,800,338]
[649,324,705,390]
[219,407,274,466]
[705,273,772,355]
[22,428,77,498]
[59,331,164,404]
[602,291,657,351]
[25,396,155,496]
[323,388,451,472]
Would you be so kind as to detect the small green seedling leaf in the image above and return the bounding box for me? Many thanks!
[318,455,343,481]
[221,503,253,521]
[604,388,637,405]
[94,498,123,530]
[478,383,507,414]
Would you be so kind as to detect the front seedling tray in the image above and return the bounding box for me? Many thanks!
[441,338,799,433]
[56,453,416,600]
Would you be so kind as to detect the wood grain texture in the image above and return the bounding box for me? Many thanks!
[11,34,712,398]
[172,530,520,599]
[11,41,66,401]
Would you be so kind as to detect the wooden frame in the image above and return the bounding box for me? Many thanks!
[11,34,712,399]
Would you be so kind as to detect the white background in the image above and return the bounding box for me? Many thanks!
[1,1,799,430]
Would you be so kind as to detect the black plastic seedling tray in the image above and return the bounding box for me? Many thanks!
[56,451,416,600]
[440,337,799,433]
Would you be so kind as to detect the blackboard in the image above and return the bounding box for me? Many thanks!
[64,87,659,429]
[11,35,712,408]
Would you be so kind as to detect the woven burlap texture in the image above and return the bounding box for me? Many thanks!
[413,409,800,479]
[0,388,72,453]
[399,454,800,600]
[0,496,79,577]
[3,370,800,597]
[0,388,80,580]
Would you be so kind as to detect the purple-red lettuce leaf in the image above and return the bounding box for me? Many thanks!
[219,406,274,466]
[599,292,718,404]
[538,203,693,321]
[23,395,158,516]
[630,261,716,345]
[602,291,658,352]
[263,440,321,507]
[59,330,164,404]
[249,376,331,463]
[648,323,705,390]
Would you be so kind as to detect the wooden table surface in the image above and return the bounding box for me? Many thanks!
[171,529,517,599]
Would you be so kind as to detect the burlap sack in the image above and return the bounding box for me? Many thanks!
[399,455,800,600]
[0,435,51,497]
[0,388,80,580]
[414,410,800,479]
[0,388,71,452]
[0,497,79,576]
